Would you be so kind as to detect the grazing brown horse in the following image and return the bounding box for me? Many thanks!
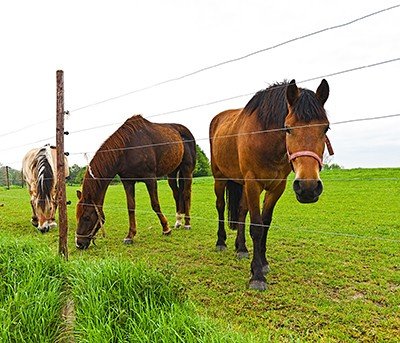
[22,145,69,233]
[210,79,333,290]
[75,115,196,249]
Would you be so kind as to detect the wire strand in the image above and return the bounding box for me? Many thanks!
[67,4,400,113]
[0,117,53,139]
[68,112,400,156]
[66,57,400,137]
[69,201,400,243]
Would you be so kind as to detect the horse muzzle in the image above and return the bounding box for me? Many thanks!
[293,179,323,203]
[75,236,91,250]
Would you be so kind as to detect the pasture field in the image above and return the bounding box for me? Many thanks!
[0,168,399,342]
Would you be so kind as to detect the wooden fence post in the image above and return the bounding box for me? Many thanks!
[56,70,69,260]
[5,166,10,190]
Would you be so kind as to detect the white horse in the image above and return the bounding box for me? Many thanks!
[22,145,69,233]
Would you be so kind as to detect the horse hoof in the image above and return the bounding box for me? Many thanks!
[123,238,133,244]
[249,280,267,291]
[236,251,249,259]
[216,245,227,251]
[184,225,191,230]
[262,265,270,275]
[174,222,181,229]
[163,229,172,236]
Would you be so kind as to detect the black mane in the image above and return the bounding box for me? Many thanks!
[243,81,327,129]
[36,148,54,211]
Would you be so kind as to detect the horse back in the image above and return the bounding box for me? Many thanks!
[121,122,186,177]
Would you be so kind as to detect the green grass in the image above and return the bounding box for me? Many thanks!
[0,168,399,342]
[0,235,64,342]
[0,234,251,343]
[69,259,250,342]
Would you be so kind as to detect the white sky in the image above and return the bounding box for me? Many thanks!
[0,0,399,170]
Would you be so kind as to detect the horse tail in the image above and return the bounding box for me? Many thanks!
[226,180,243,230]
[36,147,55,212]
[170,124,196,225]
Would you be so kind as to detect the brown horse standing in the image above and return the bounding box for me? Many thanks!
[210,79,332,290]
[75,115,196,249]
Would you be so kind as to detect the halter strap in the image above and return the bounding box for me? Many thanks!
[325,135,334,156]
[288,151,323,171]
[287,135,334,171]
[75,202,105,240]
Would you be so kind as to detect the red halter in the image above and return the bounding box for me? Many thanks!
[288,136,334,171]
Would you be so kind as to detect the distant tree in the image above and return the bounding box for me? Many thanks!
[193,145,211,177]
[68,164,82,185]
[0,165,23,187]
[322,153,343,170]
[323,163,342,170]
[75,166,87,185]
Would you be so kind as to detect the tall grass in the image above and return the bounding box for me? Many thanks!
[0,233,252,342]
[68,258,251,343]
[0,233,64,342]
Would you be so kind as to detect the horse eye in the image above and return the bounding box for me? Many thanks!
[284,126,292,134]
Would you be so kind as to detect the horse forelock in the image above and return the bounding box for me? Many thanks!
[243,81,327,129]
[292,89,327,122]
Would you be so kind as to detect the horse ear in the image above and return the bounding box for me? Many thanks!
[286,79,299,107]
[76,190,82,199]
[316,79,329,105]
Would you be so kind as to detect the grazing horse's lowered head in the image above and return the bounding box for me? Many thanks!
[22,145,69,233]
[284,79,331,203]
[75,189,105,250]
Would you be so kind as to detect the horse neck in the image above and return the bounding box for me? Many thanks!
[247,113,288,163]
[83,154,119,206]
[82,175,112,207]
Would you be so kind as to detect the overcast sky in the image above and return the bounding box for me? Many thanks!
[0,0,399,170]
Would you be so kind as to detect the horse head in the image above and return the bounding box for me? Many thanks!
[284,79,332,203]
[75,190,105,249]
[33,194,57,233]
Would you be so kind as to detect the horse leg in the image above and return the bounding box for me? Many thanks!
[167,172,183,228]
[144,179,171,235]
[244,179,266,291]
[122,180,137,244]
[235,194,249,259]
[180,167,193,230]
[215,179,228,250]
[260,181,286,274]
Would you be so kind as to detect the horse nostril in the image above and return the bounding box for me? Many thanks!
[293,179,301,194]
